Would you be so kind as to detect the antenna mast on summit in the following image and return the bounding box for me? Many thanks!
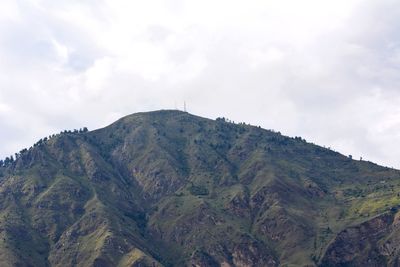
[184,101,187,112]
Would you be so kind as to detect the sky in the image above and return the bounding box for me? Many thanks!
[0,0,400,168]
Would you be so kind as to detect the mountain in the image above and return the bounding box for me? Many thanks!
[0,110,400,267]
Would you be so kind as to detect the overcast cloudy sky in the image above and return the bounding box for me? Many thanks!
[1,0,400,168]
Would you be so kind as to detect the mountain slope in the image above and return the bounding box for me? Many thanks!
[0,110,400,267]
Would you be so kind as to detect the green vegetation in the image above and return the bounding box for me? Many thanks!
[0,110,399,266]
[189,184,209,196]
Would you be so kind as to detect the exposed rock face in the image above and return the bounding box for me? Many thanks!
[231,240,277,267]
[0,110,400,267]
[321,212,400,267]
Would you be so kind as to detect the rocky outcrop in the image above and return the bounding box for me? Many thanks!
[321,211,400,266]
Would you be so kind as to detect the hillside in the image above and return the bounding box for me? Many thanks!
[0,110,400,267]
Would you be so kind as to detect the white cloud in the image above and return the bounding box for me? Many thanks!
[0,0,21,22]
[0,0,400,168]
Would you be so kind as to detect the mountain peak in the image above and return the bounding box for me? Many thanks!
[0,112,399,266]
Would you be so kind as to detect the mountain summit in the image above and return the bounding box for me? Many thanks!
[0,110,400,267]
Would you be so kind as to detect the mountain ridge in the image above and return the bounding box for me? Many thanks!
[0,110,400,266]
